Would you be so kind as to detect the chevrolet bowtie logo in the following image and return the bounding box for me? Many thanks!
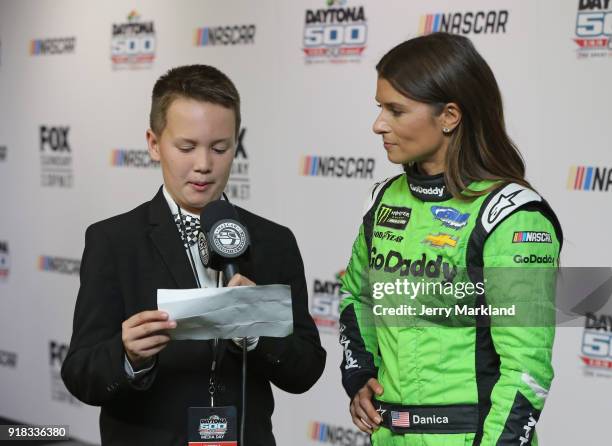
[423,233,458,248]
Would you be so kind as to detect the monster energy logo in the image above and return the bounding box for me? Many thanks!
[376,205,411,230]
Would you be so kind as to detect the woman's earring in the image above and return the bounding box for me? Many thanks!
[442,127,451,134]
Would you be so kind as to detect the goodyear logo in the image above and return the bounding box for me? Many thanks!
[376,205,411,230]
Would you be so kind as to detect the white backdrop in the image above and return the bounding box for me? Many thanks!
[0,0,611,444]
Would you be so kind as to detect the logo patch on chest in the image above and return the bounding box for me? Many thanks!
[376,205,411,230]
[423,233,458,248]
[430,206,470,229]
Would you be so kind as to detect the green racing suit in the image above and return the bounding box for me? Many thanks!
[339,167,562,445]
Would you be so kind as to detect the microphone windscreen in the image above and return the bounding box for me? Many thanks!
[200,200,239,232]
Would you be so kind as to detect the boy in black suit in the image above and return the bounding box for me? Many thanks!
[62,65,326,446]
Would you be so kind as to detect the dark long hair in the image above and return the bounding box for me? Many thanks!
[376,33,530,199]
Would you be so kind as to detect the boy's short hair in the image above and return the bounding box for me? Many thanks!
[149,64,241,136]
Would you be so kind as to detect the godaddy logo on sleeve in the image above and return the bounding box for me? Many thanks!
[339,324,358,369]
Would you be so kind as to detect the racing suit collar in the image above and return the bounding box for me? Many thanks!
[404,164,453,202]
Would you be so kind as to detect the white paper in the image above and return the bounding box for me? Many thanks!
[157,285,293,340]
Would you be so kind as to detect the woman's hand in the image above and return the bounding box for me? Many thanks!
[350,377,384,434]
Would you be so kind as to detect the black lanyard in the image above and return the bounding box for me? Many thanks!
[176,203,223,407]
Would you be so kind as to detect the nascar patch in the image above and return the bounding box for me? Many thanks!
[512,231,552,243]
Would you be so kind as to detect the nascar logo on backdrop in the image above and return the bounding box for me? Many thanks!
[300,155,375,179]
[567,165,612,192]
[418,10,509,35]
[38,256,80,275]
[110,149,159,168]
[309,421,370,445]
[574,0,612,58]
[29,37,76,56]
[194,24,256,46]
[111,10,155,69]
[581,312,612,377]
[303,0,367,64]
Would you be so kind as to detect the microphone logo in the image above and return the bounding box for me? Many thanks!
[198,231,210,267]
[211,220,249,257]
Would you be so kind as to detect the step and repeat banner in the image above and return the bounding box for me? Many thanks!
[0,0,611,444]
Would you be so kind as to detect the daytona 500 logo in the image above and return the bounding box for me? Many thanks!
[303,0,367,64]
[574,0,612,58]
[581,312,612,371]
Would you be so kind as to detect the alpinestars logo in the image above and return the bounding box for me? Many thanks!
[40,125,73,188]
[30,37,76,55]
[0,241,9,281]
[581,312,612,373]
[111,10,155,69]
[419,10,509,35]
[225,128,250,200]
[568,165,612,191]
[487,190,522,224]
[303,0,367,64]
[574,0,612,59]
[110,149,159,168]
[311,271,344,333]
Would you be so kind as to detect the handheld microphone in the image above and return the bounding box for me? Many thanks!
[197,200,250,286]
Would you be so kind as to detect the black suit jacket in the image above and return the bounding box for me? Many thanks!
[61,188,326,445]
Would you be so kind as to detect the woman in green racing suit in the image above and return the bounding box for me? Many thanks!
[339,33,562,445]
